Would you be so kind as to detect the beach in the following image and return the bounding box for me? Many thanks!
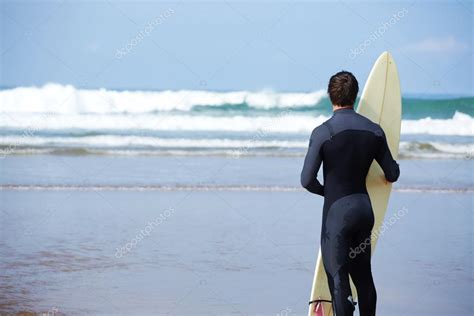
[1,155,472,315]
[1,1,473,314]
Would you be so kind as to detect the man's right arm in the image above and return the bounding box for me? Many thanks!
[375,128,400,182]
[300,125,329,196]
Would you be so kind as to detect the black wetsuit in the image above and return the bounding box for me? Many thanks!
[301,108,399,316]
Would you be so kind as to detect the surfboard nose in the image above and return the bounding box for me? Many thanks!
[380,51,390,62]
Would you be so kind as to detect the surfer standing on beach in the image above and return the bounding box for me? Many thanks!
[301,71,400,316]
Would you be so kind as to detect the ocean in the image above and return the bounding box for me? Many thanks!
[0,84,473,315]
[1,83,473,159]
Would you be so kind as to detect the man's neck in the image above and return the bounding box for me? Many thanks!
[332,105,354,112]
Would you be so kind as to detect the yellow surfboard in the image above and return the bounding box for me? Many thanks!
[308,51,402,316]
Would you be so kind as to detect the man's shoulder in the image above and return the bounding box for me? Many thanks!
[311,120,332,141]
[353,112,384,135]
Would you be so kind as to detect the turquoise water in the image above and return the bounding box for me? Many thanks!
[190,96,474,119]
[0,85,472,158]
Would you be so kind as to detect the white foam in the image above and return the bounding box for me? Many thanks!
[0,134,472,159]
[0,135,307,149]
[0,113,328,133]
[0,83,327,113]
[2,184,471,193]
[0,84,472,136]
[399,141,473,158]
[1,111,473,135]
[401,112,474,136]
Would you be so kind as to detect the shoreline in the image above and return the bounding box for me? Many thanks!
[1,184,473,193]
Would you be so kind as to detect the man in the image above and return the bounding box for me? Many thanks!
[300,71,400,316]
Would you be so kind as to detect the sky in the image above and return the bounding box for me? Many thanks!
[0,0,472,95]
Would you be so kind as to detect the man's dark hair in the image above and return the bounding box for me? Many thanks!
[327,71,359,107]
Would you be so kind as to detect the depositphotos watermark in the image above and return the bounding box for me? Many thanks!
[40,307,59,316]
[349,8,408,60]
[115,8,175,59]
[115,208,174,258]
[276,307,295,316]
[230,109,293,158]
[0,112,52,159]
[349,206,408,259]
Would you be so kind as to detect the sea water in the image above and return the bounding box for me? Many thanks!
[0,84,472,159]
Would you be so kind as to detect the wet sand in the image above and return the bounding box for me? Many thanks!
[0,190,471,315]
[0,155,472,315]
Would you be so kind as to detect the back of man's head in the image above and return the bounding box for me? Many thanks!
[327,71,359,107]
